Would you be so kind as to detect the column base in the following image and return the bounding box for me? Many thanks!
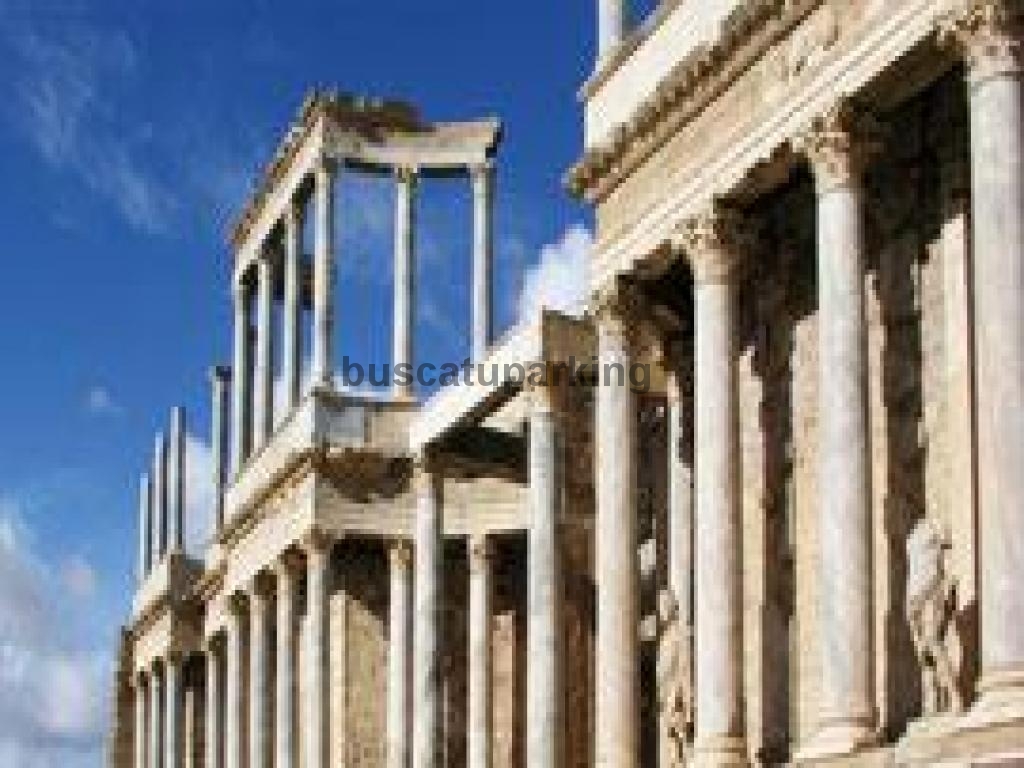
[795,721,877,763]
[692,735,747,768]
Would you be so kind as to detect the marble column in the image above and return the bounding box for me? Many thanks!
[153,432,168,560]
[528,391,563,768]
[413,468,443,768]
[168,407,185,553]
[393,166,417,399]
[797,103,877,755]
[667,371,694,650]
[312,160,336,389]
[470,163,493,362]
[680,209,747,767]
[304,531,331,768]
[136,675,148,768]
[225,596,246,768]
[231,278,252,475]
[184,684,198,768]
[597,0,627,63]
[150,666,163,768]
[276,555,301,768]
[283,201,303,410]
[139,473,152,581]
[206,644,222,768]
[468,536,493,768]
[946,1,1024,710]
[388,541,413,768]
[250,578,271,768]
[255,255,275,447]
[595,299,638,768]
[210,366,231,532]
[165,655,182,768]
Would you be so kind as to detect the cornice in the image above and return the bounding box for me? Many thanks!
[566,0,824,204]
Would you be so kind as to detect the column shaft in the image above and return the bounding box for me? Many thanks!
[468,537,493,768]
[528,399,563,768]
[393,167,416,398]
[168,407,185,553]
[413,471,443,768]
[150,668,163,768]
[210,367,231,532]
[312,161,335,389]
[255,257,275,447]
[231,281,252,475]
[250,587,270,768]
[283,202,303,409]
[276,561,299,768]
[388,543,413,768]
[153,433,168,560]
[225,605,245,768]
[206,646,222,768]
[597,0,627,62]
[135,677,148,768]
[304,537,330,768]
[165,657,182,768]
[471,164,493,362]
[667,374,693,642]
[595,307,638,768]
[139,473,152,580]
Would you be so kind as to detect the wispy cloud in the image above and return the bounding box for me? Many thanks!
[84,385,122,417]
[516,224,592,327]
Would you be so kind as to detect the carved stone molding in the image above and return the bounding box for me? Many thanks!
[792,100,883,193]
[389,539,414,570]
[939,0,1024,84]
[674,203,748,284]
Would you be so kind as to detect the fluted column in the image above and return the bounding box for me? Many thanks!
[470,163,493,362]
[283,202,303,409]
[394,166,417,399]
[225,596,246,768]
[153,433,168,560]
[210,366,231,532]
[469,536,494,768]
[250,578,271,768]
[304,531,331,768]
[312,160,336,389]
[945,0,1024,711]
[276,555,301,768]
[597,0,627,63]
[413,468,443,768]
[150,666,163,768]
[231,278,252,475]
[168,407,185,553]
[206,643,222,768]
[136,674,148,768]
[667,370,694,662]
[796,103,878,756]
[595,299,638,768]
[165,654,182,768]
[255,255,275,447]
[388,541,413,768]
[139,473,152,581]
[679,209,747,767]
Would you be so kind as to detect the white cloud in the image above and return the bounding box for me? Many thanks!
[0,499,108,767]
[516,224,593,327]
[84,385,121,416]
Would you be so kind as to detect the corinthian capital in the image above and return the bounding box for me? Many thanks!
[674,203,748,284]
[793,100,882,193]
[939,0,1024,83]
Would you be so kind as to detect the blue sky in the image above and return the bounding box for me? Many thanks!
[0,0,630,763]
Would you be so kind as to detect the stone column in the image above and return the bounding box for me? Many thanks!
[210,366,231,532]
[225,596,246,768]
[470,162,493,362]
[667,370,694,653]
[276,555,301,768]
[283,201,303,410]
[679,209,747,767]
[139,473,152,581]
[595,298,638,768]
[304,531,331,768]
[165,655,182,768]
[388,541,413,768]
[312,160,336,390]
[168,407,185,553]
[528,390,563,768]
[150,666,163,768]
[136,674,148,768]
[250,578,272,768]
[796,103,878,756]
[597,0,627,63]
[413,468,443,768]
[153,432,168,560]
[468,536,494,768]
[945,1,1024,711]
[255,255,275,447]
[231,278,252,476]
[393,166,417,399]
[206,644,222,768]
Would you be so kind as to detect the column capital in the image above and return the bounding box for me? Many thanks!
[468,535,493,573]
[227,591,248,617]
[301,526,333,558]
[395,164,420,186]
[940,0,1024,83]
[469,159,495,187]
[389,539,414,570]
[209,364,232,384]
[794,101,883,194]
[314,154,338,179]
[674,203,749,285]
